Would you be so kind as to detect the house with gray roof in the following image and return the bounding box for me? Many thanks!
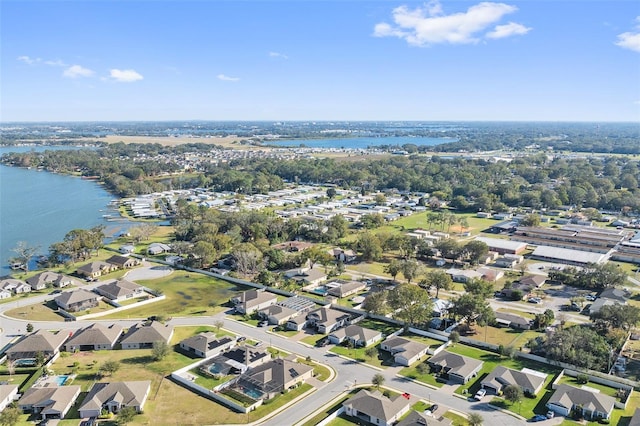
[1,278,31,294]
[76,261,117,279]
[120,322,174,349]
[427,350,484,384]
[481,366,546,396]
[94,279,144,301]
[343,389,411,426]
[26,271,78,290]
[64,323,123,352]
[231,358,313,400]
[0,288,10,299]
[380,336,430,367]
[286,267,327,286]
[397,410,452,426]
[306,306,352,334]
[231,289,278,314]
[179,332,234,358]
[54,289,99,312]
[18,385,81,421]
[206,346,270,374]
[147,242,172,255]
[547,384,616,420]
[328,325,382,348]
[495,312,532,330]
[0,384,19,412]
[78,381,151,418]
[326,280,366,298]
[6,329,70,361]
[285,315,308,331]
[258,304,299,325]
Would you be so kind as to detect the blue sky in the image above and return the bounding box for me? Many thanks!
[1,1,639,122]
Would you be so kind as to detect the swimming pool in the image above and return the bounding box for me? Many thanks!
[241,386,263,400]
[14,358,36,367]
[309,286,328,296]
[55,375,69,386]
[208,363,224,375]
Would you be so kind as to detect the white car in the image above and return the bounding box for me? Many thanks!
[474,389,486,400]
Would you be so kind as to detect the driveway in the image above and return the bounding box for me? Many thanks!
[123,262,173,281]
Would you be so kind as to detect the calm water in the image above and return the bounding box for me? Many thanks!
[263,136,456,149]
[0,146,125,273]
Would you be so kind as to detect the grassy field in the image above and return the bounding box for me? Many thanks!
[4,299,67,321]
[330,344,393,369]
[99,271,249,319]
[469,325,541,348]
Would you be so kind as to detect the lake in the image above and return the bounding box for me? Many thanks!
[0,146,127,273]
[262,136,456,149]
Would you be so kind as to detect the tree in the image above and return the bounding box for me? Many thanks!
[372,373,385,389]
[520,213,541,227]
[452,293,494,328]
[421,270,453,298]
[100,360,121,377]
[35,352,45,367]
[214,320,224,333]
[361,213,385,229]
[362,291,389,315]
[449,331,460,345]
[356,232,383,261]
[10,241,40,272]
[463,279,494,300]
[591,304,640,332]
[544,325,610,371]
[326,187,337,199]
[460,240,489,265]
[231,243,264,276]
[388,284,433,327]
[0,406,20,426]
[503,384,523,405]
[467,413,484,426]
[400,259,421,284]
[26,323,34,333]
[436,239,461,260]
[364,347,378,361]
[152,340,170,361]
[116,406,137,425]
[384,259,402,281]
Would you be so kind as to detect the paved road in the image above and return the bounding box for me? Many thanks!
[1,265,531,425]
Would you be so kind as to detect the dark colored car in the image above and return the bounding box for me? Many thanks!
[530,414,547,422]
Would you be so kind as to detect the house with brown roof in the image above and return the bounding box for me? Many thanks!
[179,333,234,358]
[547,384,616,420]
[231,358,314,400]
[380,336,430,367]
[518,275,547,288]
[231,289,278,314]
[481,366,546,396]
[64,323,123,351]
[18,385,81,421]
[78,381,151,418]
[427,350,484,384]
[120,322,174,349]
[328,325,383,348]
[106,254,141,269]
[343,389,411,426]
[94,279,144,301]
[6,329,70,361]
[76,261,117,279]
[306,306,351,334]
[54,289,99,312]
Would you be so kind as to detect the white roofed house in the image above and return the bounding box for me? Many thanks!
[0,288,10,299]
[78,381,151,418]
[380,336,430,367]
[328,325,383,347]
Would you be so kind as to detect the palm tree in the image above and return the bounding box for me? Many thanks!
[467,413,483,426]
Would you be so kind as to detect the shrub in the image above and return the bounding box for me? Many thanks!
[576,374,589,384]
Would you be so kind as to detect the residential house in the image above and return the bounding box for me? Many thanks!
[397,410,452,426]
[518,275,547,288]
[1,278,31,294]
[285,315,308,331]
[17,386,81,421]
[285,268,327,286]
[94,279,144,301]
[480,366,546,396]
[54,289,99,313]
[328,247,357,263]
[326,280,366,298]
[146,242,171,255]
[120,322,174,349]
[445,268,483,283]
[0,384,19,412]
[257,305,298,325]
[208,346,270,374]
[76,261,116,279]
[493,257,519,268]
[0,289,10,299]
[328,325,383,347]
[232,358,314,400]
[495,312,532,330]
[343,389,411,426]
[105,254,140,269]
[427,350,484,384]
[6,329,70,361]
[78,381,151,418]
[380,337,430,367]
[477,267,504,282]
[119,244,136,254]
[432,298,454,318]
[179,333,234,358]
[589,288,629,315]
[306,306,351,334]
[231,289,278,315]
[547,384,616,420]
[64,323,123,351]
[26,271,77,290]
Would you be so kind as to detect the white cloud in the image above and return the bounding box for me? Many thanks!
[109,69,144,82]
[17,55,40,64]
[487,22,531,39]
[63,65,95,78]
[217,74,240,82]
[269,51,289,59]
[373,1,529,46]
[44,59,66,67]
[615,17,640,53]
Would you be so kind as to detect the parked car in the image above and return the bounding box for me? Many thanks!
[258,320,269,327]
[474,389,486,400]
[49,289,62,295]
[427,404,439,414]
[586,294,597,301]
[528,297,542,304]
[530,414,547,422]
[546,410,555,419]
[237,336,246,342]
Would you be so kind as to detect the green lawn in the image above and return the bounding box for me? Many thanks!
[399,360,446,388]
[99,271,249,319]
[356,318,401,337]
[442,411,471,426]
[73,299,115,316]
[4,299,66,321]
[330,344,393,369]
[400,332,446,350]
[468,325,541,349]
